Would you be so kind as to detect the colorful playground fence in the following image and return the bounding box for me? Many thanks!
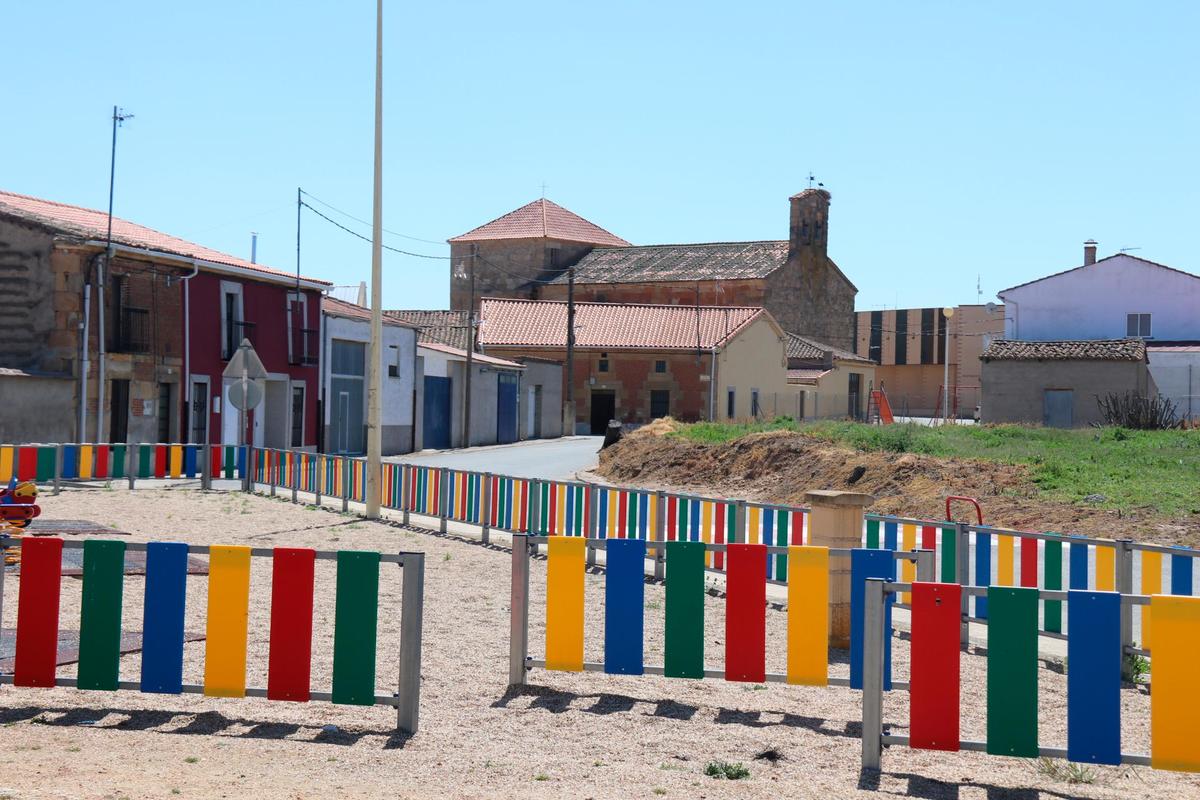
[860,577,1200,773]
[0,534,426,734]
[507,534,933,689]
[0,443,247,489]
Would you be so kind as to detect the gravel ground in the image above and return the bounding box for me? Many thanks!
[1,487,1197,799]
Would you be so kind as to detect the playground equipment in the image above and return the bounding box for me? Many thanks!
[0,536,426,734]
[508,535,933,689]
[0,479,40,565]
[868,388,894,424]
[861,578,1200,773]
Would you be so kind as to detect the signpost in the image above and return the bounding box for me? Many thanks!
[222,338,268,448]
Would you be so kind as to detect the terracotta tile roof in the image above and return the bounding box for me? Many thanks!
[785,331,873,364]
[449,198,629,246]
[0,189,330,286]
[384,309,471,350]
[548,240,789,285]
[787,368,831,385]
[322,297,418,328]
[418,340,523,369]
[981,338,1147,362]
[477,298,764,350]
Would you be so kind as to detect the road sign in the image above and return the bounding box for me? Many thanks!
[227,378,264,411]
[222,339,269,381]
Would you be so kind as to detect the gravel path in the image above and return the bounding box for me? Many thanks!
[0,487,1196,799]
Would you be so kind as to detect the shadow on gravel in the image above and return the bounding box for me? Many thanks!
[0,704,414,750]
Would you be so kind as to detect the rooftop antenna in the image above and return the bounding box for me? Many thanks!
[540,181,548,199]
[1119,247,1141,253]
[977,274,982,304]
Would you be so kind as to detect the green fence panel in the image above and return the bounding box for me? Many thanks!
[137,444,152,478]
[331,551,380,705]
[1043,540,1063,633]
[940,525,957,583]
[109,445,126,478]
[77,540,126,690]
[223,446,236,479]
[664,541,705,678]
[986,587,1039,757]
[36,446,56,482]
[866,518,880,549]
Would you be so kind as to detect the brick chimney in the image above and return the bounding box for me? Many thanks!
[789,188,831,259]
[1084,239,1097,266]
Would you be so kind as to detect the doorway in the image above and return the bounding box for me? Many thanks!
[532,385,543,438]
[497,372,519,444]
[109,379,129,443]
[590,390,616,435]
[189,380,209,444]
[1043,389,1073,428]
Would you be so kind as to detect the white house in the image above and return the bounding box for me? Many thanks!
[416,342,525,450]
[321,297,418,454]
[998,242,1200,420]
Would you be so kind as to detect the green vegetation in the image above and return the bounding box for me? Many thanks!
[669,420,1200,517]
[1035,757,1097,784]
[703,761,750,780]
[1124,653,1151,684]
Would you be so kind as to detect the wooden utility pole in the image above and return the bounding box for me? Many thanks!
[365,0,384,518]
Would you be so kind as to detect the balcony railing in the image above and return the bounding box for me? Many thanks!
[111,307,151,354]
[223,320,256,361]
[289,327,319,366]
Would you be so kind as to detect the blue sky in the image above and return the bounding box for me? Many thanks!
[3,2,1197,310]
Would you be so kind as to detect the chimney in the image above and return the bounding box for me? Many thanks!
[250,232,258,264]
[789,188,832,259]
[356,281,368,306]
[1083,239,1097,266]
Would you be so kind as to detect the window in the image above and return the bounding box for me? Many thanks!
[751,389,761,418]
[290,385,305,448]
[937,308,949,365]
[868,311,882,363]
[727,388,736,419]
[920,308,935,364]
[220,281,247,361]
[650,389,670,419]
[157,383,172,443]
[1126,313,1152,338]
[894,310,908,365]
[388,345,400,378]
[654,360,667,373]
[287,292,317,365]
[598,353,609,373]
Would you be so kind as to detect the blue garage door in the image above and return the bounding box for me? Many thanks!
[497,372,519,444]
[423,375,452,449]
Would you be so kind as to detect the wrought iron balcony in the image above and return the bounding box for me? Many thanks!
[223,320,256,361]
[289,327,320,366]
[111,307,151,354]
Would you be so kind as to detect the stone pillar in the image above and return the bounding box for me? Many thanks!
[804,489,875,649]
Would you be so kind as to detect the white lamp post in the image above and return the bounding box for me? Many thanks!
[942,306,955,425]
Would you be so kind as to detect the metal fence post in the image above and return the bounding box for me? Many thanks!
[291,451,299,505]
[586,486,598,567]
[396,551,425,735]
[654,490,668,581]
[243,446,254,493]
[401,463,411,526]
[269,450,277,497]
[861,577,886,771]
[439,467,449,534]
[200,441,210,491]
[53,444,63,496]
[509,534,530,686]
[1117,540,1135,677]
[341,456,350,513]
[314,455,322,507]
[529,481,541,557]
[915,548,936,583]
[127,444,136,491]
[956,522,970,647]
[481,472,492,545]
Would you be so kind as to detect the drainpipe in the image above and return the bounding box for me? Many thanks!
[709,346,718,420]
[97,254,106,441]
[181,260,199,441]
[77,254,99,442]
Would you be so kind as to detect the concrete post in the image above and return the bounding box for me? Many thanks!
[804,489,876,649]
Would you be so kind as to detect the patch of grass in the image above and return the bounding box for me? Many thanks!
[653,789,667,796]
[703,761,750,780]
[670,421,1200,518]
[184,756,199,764]
[443,553,452,561]
[1036,757,1096,784]
[1125,653,1151,684]
[533,773,549,781]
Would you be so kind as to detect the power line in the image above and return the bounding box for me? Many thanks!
[300,189,448,245]
[300,201,452,259]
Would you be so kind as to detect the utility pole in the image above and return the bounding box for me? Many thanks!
[364,0,384,518]
[98,106,133,443]
[564,264,576,436]
[462,245,476,448]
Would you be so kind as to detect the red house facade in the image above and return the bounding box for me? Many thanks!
[186,268,326,449]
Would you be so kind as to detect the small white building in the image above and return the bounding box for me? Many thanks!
[416,342,526,450]
[320,297,418,455]
[998,242,1200,421]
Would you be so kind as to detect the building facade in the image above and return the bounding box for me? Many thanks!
[854,304,1005,418]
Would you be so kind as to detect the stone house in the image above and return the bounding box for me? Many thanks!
[477,298,797,433]
[979,339,1155,427]
[448,190,858,352]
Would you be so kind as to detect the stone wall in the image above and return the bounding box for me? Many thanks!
[0,216,56,372]
[449,238,594,309]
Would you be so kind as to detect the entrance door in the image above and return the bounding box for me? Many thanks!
[423,375,452,449]
[1043,390,1073,428]
[532,385,543,438]
[109,379,130,443]
[848,373,863,420]
[497,372,519,444]
[590,390,616,435]
[189,381,209,444]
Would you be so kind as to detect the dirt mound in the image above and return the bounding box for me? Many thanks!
[598,427,1197,545]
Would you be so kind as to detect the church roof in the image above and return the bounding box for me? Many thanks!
[384,309,471,349]
[548,240,790,285]
[448,198,629,247]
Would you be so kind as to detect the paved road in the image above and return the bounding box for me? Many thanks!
[387,436,603,481]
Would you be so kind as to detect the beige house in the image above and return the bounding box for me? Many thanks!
[785,333,877,420]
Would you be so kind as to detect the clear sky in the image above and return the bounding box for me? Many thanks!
[3,2,1197,310]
